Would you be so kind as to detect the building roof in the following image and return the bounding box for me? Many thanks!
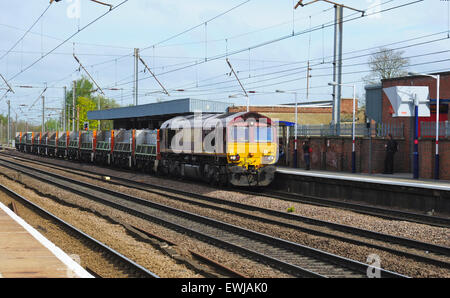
[381,70,450,82]
[87,98,233,120]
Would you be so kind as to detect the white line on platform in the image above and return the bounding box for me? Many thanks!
[276,168,450,192]
[0,201,93,278]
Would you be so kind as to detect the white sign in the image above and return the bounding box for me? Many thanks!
[383,86,430,117]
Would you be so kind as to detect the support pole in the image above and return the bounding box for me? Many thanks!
[7,99,10,147]
[77,106,80,131]
[14,113,17,142]
[294,93,298,168]
[369,121,372,174]
[98,97,101,130]
[72,80,76,131]
[63,86,67,132]
[435,75,440,179]
[351,85,356,173]
[332,6,338,128]
[306,61,311,100]
[333,5,343,135]
[134,48,139,106]
[413,95,419,179]
[42,96,45,134]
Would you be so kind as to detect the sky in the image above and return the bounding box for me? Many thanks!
[0,0,449,125]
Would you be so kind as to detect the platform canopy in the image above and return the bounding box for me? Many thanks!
[87,98,233,129]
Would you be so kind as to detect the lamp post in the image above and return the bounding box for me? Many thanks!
[226,59,250,112]
[329,82,356,173]
[413,94,419,179]
[408,72,440,179]
[276,90,298,168]
[229,91,255,112]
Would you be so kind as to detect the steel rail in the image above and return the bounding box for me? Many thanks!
[2,153,449,268]
[0,158,407,278]
[244,188,450,228]
[0,183,159,278]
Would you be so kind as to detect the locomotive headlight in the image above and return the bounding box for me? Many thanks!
[229,154,240,161]
[263,155,274,162]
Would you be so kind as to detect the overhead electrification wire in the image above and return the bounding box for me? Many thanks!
[152,4,333,49]
[0,3,52,62]
[163,31,448,92]
[140,0,252,52]
[164,56,450,96]
[113,0,425,89]
[242,30,449,74]
[86,0,401,89]
[6,0,130,83]
[86,0,252,70]
[159,43,450,94]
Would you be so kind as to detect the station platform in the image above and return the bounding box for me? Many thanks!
[273,167,450,216]
[0,202,93,278]
[276,167,450,191]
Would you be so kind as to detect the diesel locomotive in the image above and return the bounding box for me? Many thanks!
[15,111,278,187]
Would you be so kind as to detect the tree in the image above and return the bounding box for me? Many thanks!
[44,118,60,131]
[96,95,120,130]
[63,76,121,131]
[78,96,98,130]
[0,114,6,125]
[364,48,409,84]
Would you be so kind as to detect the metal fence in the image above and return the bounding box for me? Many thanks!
[0,122,7,145]
[374,122,404,138]
[420,121,450,138]
[287,122,404,138]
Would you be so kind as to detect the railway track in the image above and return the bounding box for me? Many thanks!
[1,153,449,271]
[241,188,450,229]
[3,150,448,229]
[0,183,159,278]
[0,156,407,278]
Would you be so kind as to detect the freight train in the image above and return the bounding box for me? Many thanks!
[14,112,279,187]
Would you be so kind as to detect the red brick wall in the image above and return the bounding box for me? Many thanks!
[285,136,408,174]
[228,98,357,114]
[419,139,450,180]
[281,135,450,180]
[381,72,450,178]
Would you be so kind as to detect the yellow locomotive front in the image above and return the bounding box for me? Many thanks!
[226,115,278,187]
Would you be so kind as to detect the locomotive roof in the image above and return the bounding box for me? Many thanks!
[160,112,272,129]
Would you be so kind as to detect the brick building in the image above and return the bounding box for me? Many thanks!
[271,71,450,179]
[380,71,450,179]
[228,98,362,124]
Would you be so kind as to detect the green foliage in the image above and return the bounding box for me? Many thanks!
[44,118,60,131]
[64,76,121,131]
[78,96,98,130]
[0,114,7,125]
[287,206,295,213]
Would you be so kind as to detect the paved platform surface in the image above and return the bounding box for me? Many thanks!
[276,167,450,191]
[0,202,92,278]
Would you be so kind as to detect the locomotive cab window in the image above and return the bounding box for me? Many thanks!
[255,127,273,143]
[230,126,249,142]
